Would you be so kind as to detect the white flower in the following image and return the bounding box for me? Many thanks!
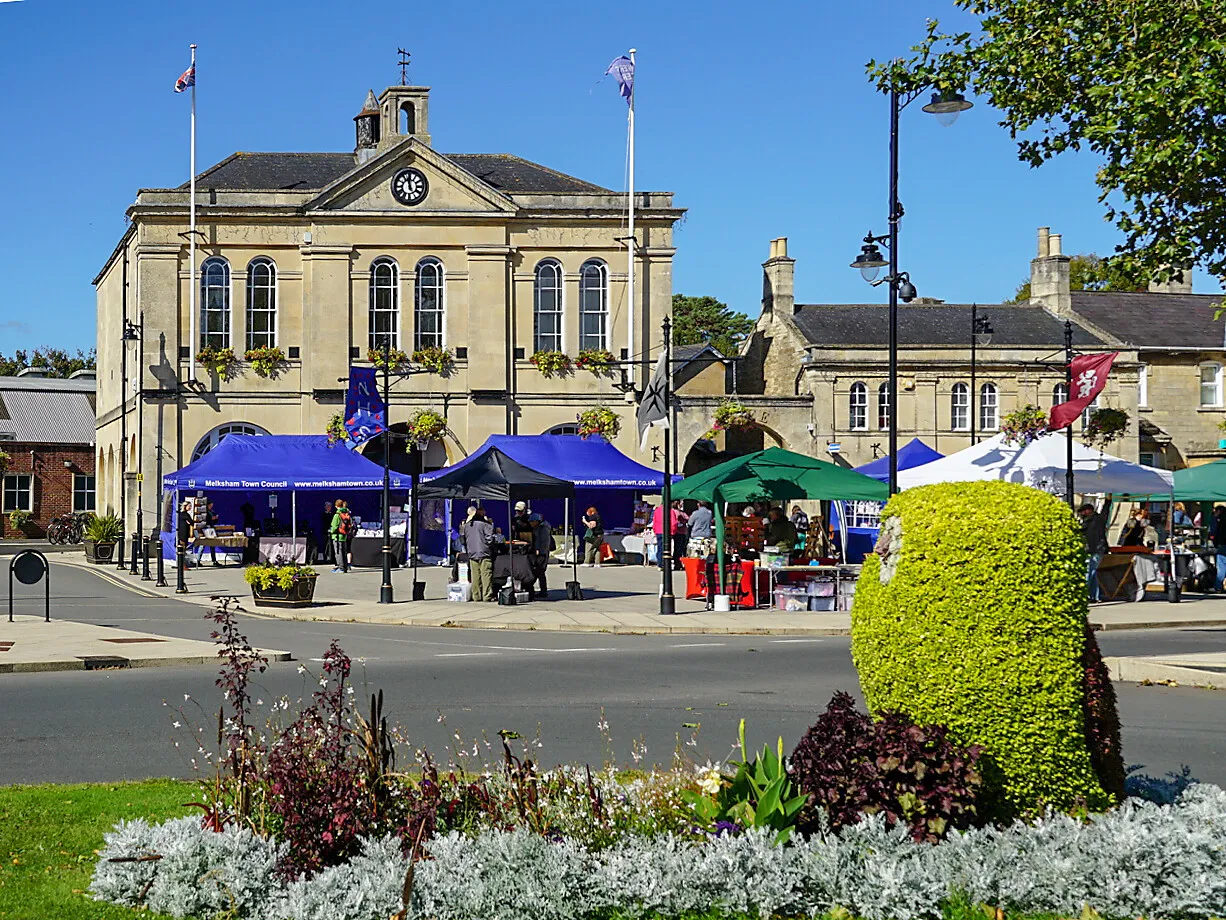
[297,665,306,675]
[256,699,264,706]
[697,768,723,796]
[183,694,191,701]
[172,721,181,729]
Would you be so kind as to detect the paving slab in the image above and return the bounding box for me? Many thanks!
[53,553,1226,636]
[1105,651,1226,690]
[0,615,291,674]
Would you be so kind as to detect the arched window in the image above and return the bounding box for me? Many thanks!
[979,383,998,431]
[533,260,564,354]
[544,423,579,436]
[1053,382,1069,406]
[877,382,891,431]
[951,383,969,431]
[413,258,445,351]
[578,260,608,351]
[191,422,269,462]
[368,258,399,351]
[245,257,276,350]
[200,257,230,350]
[1081,395,1100,430]
[848,382,867,431]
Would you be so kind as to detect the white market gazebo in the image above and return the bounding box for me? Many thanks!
[896,433,1174,497]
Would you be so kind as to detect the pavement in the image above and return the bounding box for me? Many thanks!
[0,614,290,673]
[1104,652,1226,689]
[50,552,1226,637]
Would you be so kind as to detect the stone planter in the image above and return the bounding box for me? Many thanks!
[250,573,318,609]
[85,540,117,564]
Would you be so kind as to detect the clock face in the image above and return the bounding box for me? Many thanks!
[391,167,429,206]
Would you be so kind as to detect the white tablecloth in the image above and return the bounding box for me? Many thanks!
[258,537,307,564]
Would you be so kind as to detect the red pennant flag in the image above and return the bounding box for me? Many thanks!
[1050,352,1118,431]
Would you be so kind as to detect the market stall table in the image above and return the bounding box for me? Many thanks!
[257,537,307,564]
[349,536,407,568]
[190,535,248,565]
[681,557,770,609]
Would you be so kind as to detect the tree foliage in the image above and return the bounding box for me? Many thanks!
[871,1,1226,284]
[0,346,96,378]
[671,294,754,356]
[1007,252,1149,302]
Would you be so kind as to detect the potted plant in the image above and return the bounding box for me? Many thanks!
[1084,407,1130,450]
[575,349,616,376]
[368,346,410,371]
[577,405,621,440]
[712,399,757,432]
[84,513,122,564]
[244,345,287,378]
[197,344,238,378]
[411,346,455,376]
[244,561,319,608]
[529,350,572,378]
[1001,405,1049,446]
[326,413,351,447]
[406,408,447,446]
[6,509,32,538]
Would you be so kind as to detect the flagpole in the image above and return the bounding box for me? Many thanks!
[626,48,636,389]
[188,43,198,383]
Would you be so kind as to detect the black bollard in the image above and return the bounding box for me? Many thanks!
[141,536,152,580]
[155,537,167,588]
[115,533,125,569]
[129,531,140,575]
[175,540,187,594]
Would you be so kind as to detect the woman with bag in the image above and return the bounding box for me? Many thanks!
[581,505,604,568]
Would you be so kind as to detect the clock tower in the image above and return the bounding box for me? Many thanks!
[378,84,431,150]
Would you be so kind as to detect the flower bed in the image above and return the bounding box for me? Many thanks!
[93,784,1226,920]
[197,345,238,378]
[575,348,616,376]
[244,346,287,378]
[529,350,572,378]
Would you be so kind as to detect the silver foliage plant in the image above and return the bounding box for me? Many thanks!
[92,784,1226,920]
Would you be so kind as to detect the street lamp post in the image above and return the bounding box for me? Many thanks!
[123,317,144,575]
[848,86,971,494]
[970,304,993,445]
[380,339,394,605]
[660,316,676,616]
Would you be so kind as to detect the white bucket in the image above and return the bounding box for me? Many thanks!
[712,594,732,612]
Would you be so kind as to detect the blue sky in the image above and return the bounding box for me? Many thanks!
[0,0,1209,354]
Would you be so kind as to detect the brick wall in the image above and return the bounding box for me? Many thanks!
[0,443,97,538]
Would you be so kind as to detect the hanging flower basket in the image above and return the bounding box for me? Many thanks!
[368,347,410,371]
[575,349,616,376]
[411,347,455,376]
[529,350,572,378]
[244,345,286,378]
[577,405,621,440]
[1084,407,1129,449]
[325,413,351,448]
[406,408,447,444]
[712,400,757,432]
[1001,405,1049,446]
[196,345,238,378]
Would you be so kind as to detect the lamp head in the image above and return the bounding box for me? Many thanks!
[921,89,973,127]
[850,242,888,283]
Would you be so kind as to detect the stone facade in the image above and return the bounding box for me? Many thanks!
[742,230,1226,472]
[94,81,683,528]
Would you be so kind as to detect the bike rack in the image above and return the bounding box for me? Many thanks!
[9,549,50,623]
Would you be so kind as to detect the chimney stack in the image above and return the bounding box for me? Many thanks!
[1028,226,1071,316]
[762,237,796,315]
[1148,267,1194,295]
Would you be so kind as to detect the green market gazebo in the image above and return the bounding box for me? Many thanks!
[672,447,889,583]
[1162,460,1226,502]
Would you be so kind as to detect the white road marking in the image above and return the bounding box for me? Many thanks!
[670,642,727,648]
[769,639,825,643]
[435,652,500,658]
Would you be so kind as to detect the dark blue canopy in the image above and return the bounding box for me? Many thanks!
[420,434,669,490]
[162,435,411,491]
[853,438,943,482]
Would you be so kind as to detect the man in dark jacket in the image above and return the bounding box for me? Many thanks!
[463,508,495,601]
[1079,502,1109,602]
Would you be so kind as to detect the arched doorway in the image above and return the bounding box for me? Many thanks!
[191,422,270,461]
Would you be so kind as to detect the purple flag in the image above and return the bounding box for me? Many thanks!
[344,366,386,449]
[606,55,634,106]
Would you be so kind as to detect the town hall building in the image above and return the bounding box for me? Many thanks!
[94,75,683,526]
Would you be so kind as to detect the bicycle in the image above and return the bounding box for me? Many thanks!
[47,513,74,545]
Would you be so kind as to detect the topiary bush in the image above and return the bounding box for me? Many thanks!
[789,692,983,842]
[1081,624,1126,800]
[851,480,1117,819]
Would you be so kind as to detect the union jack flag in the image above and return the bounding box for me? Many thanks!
[174,65,195,93]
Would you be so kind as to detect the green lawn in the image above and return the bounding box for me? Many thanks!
[0,779,195,920]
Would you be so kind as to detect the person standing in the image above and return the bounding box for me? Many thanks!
[529,512,552,600]
[201,500,220,566]
[177,500,195,571]
[687,501,713,557]
[764,507,799,553]
[581,505,604,568]
[1079,502,1109,603]
[319,501,335,565]
[464,507,495,601]
[329,499,350,573]
[1212,505,1226,593]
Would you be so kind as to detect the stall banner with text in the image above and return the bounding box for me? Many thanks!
[344,367,387,449]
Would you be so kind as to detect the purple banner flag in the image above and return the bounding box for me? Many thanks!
[606,55,634,106]
[344,366,386,449]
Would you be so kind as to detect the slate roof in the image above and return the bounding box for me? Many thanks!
[177,151,612,194]
[792,304,1104,348]
[0,376,96,445]
[1068,291,1226,350]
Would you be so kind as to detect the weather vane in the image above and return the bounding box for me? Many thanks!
[397,49,411,85]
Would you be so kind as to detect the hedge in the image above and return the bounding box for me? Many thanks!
[851,480,1118,818]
